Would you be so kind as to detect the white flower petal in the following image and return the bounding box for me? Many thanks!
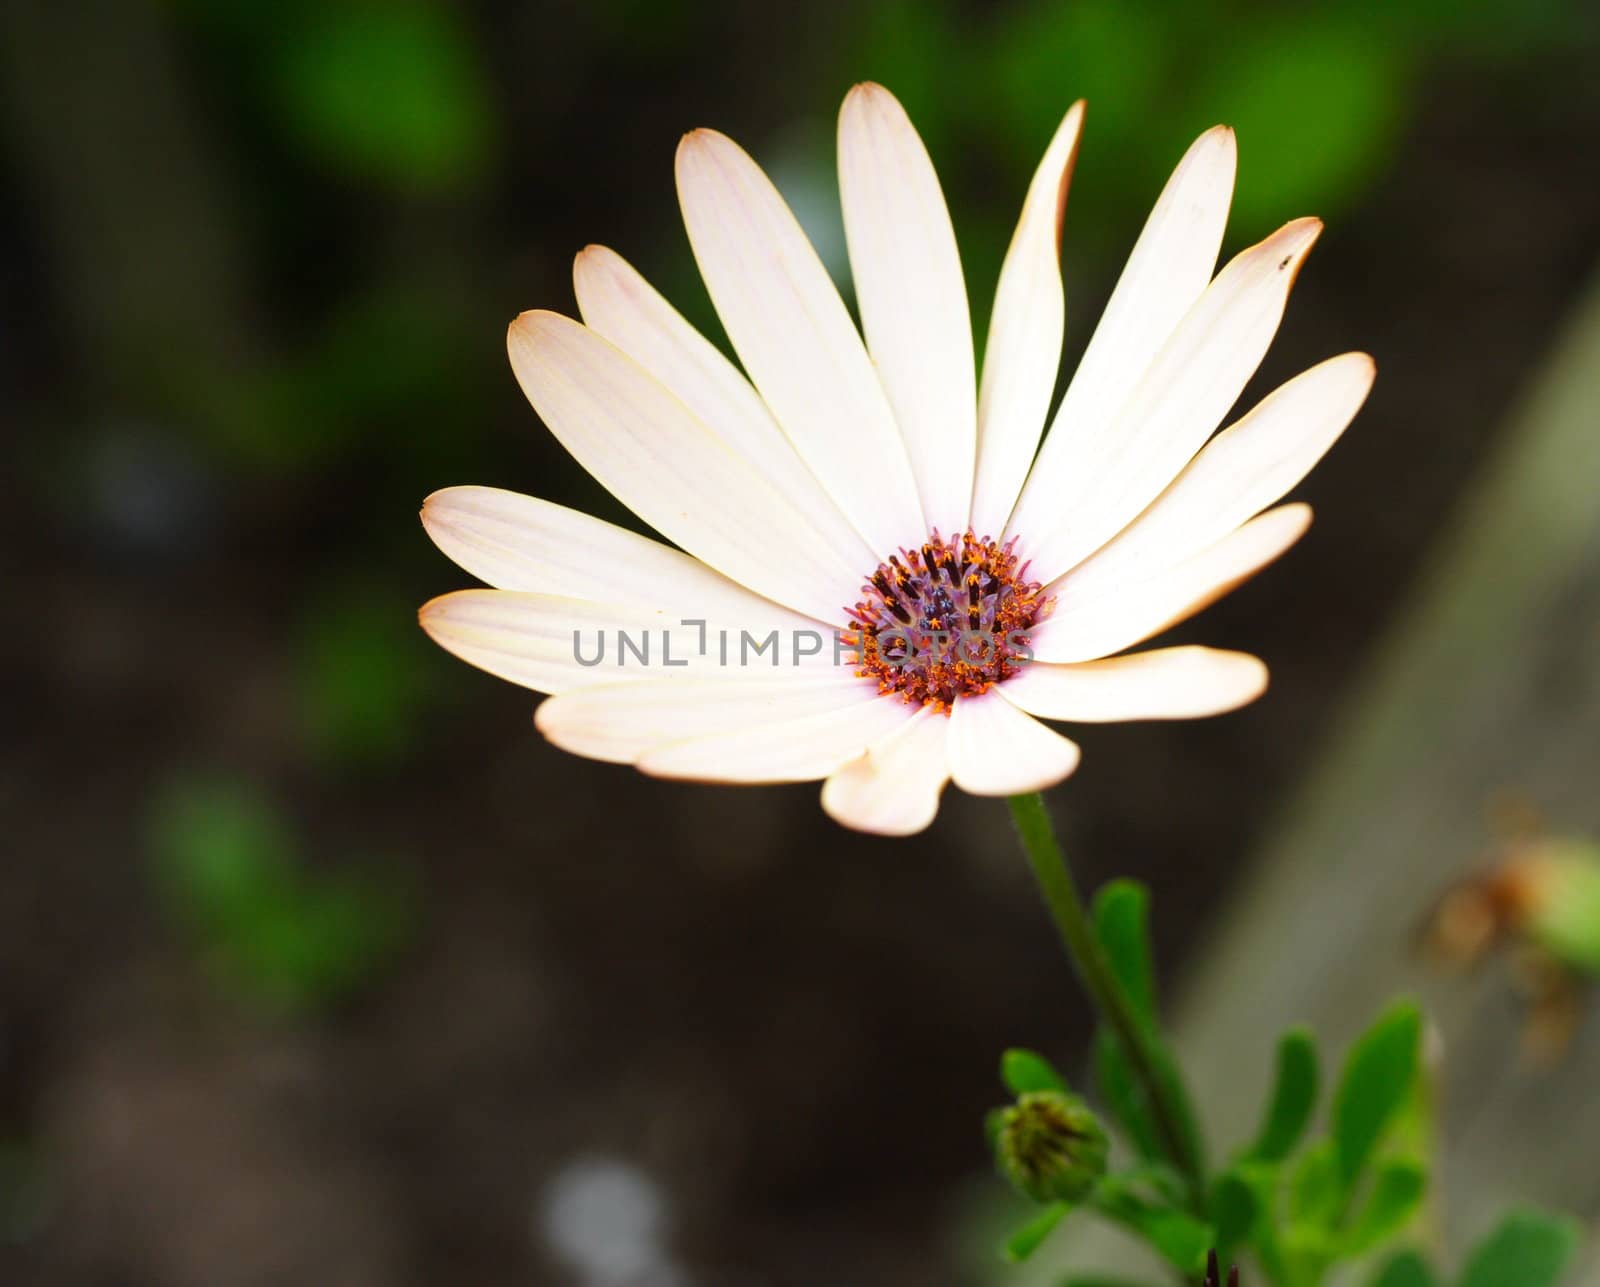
[838,82,976,532]
[1003,646,1268,722]
[535,672,870,764]
[968,101,1085,538]
[421,486,829,633]
[420,590,833,694]
[421,591,689,694]
[1006,127,1236,545]
[506,311,858,623]
[1012,216,1322,585]
[1030,503,1313,663]
[676,128,925,555]
[572,245,875,569]
[639,692,912,783]
[1058,353,1372,598]
[946,691,1081,796]
[820,706,951,836]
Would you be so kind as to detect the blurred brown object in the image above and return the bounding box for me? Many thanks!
[1422,823,1600,1060]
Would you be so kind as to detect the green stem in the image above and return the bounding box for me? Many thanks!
[1007,791,1205,1199]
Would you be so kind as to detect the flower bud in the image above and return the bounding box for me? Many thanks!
[994,1090,1109,1203]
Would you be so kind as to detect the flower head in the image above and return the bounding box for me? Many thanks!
[993,1089,1109,1204]
[420,83,1373,835]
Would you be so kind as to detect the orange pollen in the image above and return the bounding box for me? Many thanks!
[840,529,1053,712]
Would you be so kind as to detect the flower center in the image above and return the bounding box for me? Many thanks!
[842,530,1052,711]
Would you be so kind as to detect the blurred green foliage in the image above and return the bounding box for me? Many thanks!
[985,880,1583,1285]
[1370,1208,1581,1287]
[1091,881,1205,1181]
[185,0,495,191]
[0,1140,48,1246]
[170,273,488,475]
[148,777,413,1015]
[296,575,439,771]
[985,890,1523,1280]
[136,0,1591,492]
[274,2,494,190]
[847,0,1585,292]
[5,0,1593,1280]
[1455,1209,1581,1287]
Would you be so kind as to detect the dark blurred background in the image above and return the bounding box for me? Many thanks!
[4,1,1600,1283]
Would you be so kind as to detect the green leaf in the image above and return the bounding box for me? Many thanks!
[1343,1160,1427,1254]
[1091,1178,1214,1274]
[1288,1140,1341,1228]
[1005,1201,1070,1262]
[1151,1044,1207,1179]
[1092,880,1157,1023]
[1002,1048,1069,1096]
[1332,1000,1423,1192]
[1208,1168,1259,1254]
[1248,1027,1320,1163]
[1089,882,1207,1175]
[1093,1029,1163,1163]
[1458,1208,1581,1287]
[1279,1222,1339,1287]
[1367,1248,1439,1287]
[1091,1029,1206,1180]
[1058,1279,1160,1287]
[1117,1163,1190,1211]
[1239,1161,1290,1286]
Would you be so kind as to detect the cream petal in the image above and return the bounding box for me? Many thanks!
[572,245,874,569]
[506,311,857,623]
[419,589,834,694]
[1030,503,1313,664]
[421,486,829,634]
[1012,217,1322,585]
[838,82,976,532]
[421,590,695,694]
[675,128,925,554]
[1058,353,1373,598]
[946,691,1081,796]
[820,706,951,836]
[638,692,913,783]
[1006,127,1236,543]
[535,672,870,764]
[1002,646,1268,722]
[968,102,1085,539]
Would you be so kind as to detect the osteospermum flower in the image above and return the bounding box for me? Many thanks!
[419,83,1373,836]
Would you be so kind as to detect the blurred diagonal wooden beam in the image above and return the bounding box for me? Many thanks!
[1174,267,1600,1258]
